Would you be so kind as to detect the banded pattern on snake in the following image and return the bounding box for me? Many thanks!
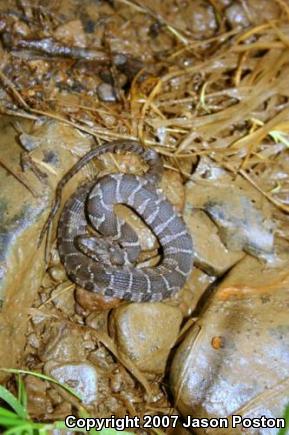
[55,141,193,302]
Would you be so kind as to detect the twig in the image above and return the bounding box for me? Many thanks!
[0,69,30,110]
[0,159,38,197]
[9,37,110,62]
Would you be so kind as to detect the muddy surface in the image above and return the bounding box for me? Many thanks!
[1,0,289,434]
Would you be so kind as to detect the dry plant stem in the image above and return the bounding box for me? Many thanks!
[168,29,239,60]
[230,106,289,151]
[1,37,289,218]
[0,69,29,110]
[138,79,163,142]
[273,0,289,19]
[239,169,289,214]
[236,21,279,43]
[0,107,39,120]
[0,159,37,197]
[5,99,289,216]
[30,108,138,141]
[234,52,248,86]
[37,283,75,310]
[270,22,289,48]
[233,42,286,51]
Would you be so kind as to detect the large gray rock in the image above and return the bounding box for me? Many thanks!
[170,253,289,434]
[0,116,93,380]
[184,157,275,279]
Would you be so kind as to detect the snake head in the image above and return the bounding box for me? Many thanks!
[76,234,125,267]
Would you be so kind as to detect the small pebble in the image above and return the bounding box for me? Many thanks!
[49,265,66,282]
[97,83,117,102]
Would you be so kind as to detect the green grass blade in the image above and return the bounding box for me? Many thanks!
[278,403,289,435]
[0,406,22,418]
[17,374,27,416]
[0,385,27,420]
[4,424,35,435]
[0,415,28,427]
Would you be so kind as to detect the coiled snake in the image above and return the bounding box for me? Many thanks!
[44,141,193,302]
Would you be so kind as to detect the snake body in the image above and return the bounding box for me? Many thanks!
[57,141,193,302]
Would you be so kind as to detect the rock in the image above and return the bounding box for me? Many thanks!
[176,267,216,317]
[114,204,158,252]
[45,361,99,405]
[75,287,121,312]
[111,303,183,374]
[0,117,94,381]
[49,265,67,282]
[97,83,117,102]
[181,0,218,39]
[54,20,86,47]
[186,158,275,262]
[47,401,72,421]
[24,375,53,418]
[185,209,245,276]
[225,3,250,29]
[161,169,185,212]
[50,281,75,316]
[39,323,95,363]
[85,311,108,331]
[26,332,40,349]
[204,193,274,258]
[184,159,252,276]
[170,254,289,434]
[19,132,42,151]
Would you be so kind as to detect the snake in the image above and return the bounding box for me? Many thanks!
[48,140,193,302]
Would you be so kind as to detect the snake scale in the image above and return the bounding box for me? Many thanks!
[48,140,193,302]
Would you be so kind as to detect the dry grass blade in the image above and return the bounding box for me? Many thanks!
[274,0,289,19]
[0,70,29,110]
[0,159,37,197]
